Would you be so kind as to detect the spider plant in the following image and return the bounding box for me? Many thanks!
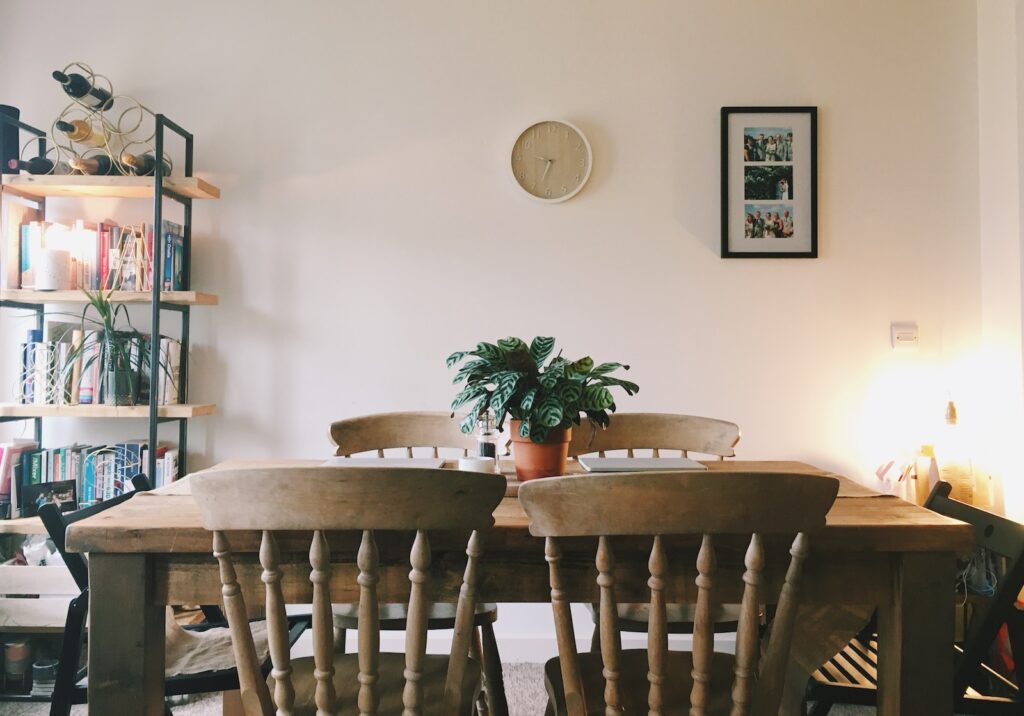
[58,288,168,406]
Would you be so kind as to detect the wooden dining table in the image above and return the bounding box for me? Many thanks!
[65,459,973,715]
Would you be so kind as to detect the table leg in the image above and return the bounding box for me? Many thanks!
[876,552,955,716]
[89,553,166,715]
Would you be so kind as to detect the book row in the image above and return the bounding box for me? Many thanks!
[19,324,181,406]
[0,439,178,519]
[5,218,185,292]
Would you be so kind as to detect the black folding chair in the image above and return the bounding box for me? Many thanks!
[39,473,309,716]
[806,481,1024,715]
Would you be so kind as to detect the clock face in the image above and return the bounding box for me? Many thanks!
[510,120,592,203]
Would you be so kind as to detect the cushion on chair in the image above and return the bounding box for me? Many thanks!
[332,602,498,629]
[544,649,736,715]
[277,651,480,715]
[165,618,269,677]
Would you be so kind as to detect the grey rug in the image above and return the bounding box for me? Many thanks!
[0,664,876,714]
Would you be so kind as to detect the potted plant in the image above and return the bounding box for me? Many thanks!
[60,288,159,406]
[447,336,638,480]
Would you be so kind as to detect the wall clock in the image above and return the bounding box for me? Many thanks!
[510,120,592,203]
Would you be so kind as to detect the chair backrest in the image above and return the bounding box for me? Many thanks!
[519,471,839,716]
[568,413,741,460]
[39,473,153,592]
[924,481,1024,698]
[191,466,505,715]
[329,411,479,457]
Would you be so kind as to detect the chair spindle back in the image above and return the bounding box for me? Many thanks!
[520,471,839,715]
[567,412,741,460]
[329,411,480,458]
[193,467,505,715]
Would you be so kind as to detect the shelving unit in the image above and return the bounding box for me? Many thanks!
[0,113,218,484]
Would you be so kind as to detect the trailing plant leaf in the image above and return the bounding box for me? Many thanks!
[519,420,531,438]
[529,336,556,364]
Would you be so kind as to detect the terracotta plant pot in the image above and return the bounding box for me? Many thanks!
[509,420,572,481]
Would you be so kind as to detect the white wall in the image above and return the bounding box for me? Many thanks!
[0,0,986,657]
[0,0,983,481]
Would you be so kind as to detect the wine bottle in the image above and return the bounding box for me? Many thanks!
[52,70,113,111]
[7,157,71,175]
[55,119,105,148]
[120,152,170,176]
[69,154,117,176]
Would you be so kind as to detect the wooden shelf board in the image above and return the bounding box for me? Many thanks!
[1,174,220,200]
[0,517,45,535]
[0,404,217,419]
[0,289,218,306]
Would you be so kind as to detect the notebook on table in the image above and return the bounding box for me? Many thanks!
[320,457,446,468]
[577,457,709,472]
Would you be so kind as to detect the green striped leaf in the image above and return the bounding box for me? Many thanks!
[471,342,504,361]
[571,356,594,374]
[596,376,640,395]
[453,359,488,384]
[556,381,582,405]
[460,411,479,434]
[537,397,564,427]
[450,383,488,410]
[489,372,521,417]
[497,336,528,353]
[519,420,532,438]
[446,351,469,368]
[529,336,556,364]
[520,387,538,411]
[580,385,614,410]
[538,371,559,389]
[591,362,628,376]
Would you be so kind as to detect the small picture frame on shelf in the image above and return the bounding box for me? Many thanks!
[721,106,817,258]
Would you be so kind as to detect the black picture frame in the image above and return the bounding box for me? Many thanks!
[721,106,818,258]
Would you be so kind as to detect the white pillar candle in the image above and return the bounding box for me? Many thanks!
[35,248,71,291]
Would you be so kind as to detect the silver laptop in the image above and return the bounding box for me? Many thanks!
[321,457,446,469]
[578,457,708,472]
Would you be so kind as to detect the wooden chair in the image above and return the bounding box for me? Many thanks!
[330,411,479,458]
[568,412,740,460]
[569,412,742,649]
[191,466,506,716]
[806,480,1024,715]
[329,411,508,714]
[38,474,307,716]
[519,470,839,715]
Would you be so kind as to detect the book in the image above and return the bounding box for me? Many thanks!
[2,192,40,289]
[0,440,37,518]
[78,330,100,405]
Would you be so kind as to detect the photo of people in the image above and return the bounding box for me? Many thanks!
[743,127,794,162]
[744,204,795,239]
[744,165,793,200]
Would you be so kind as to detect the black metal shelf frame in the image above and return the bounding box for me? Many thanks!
[0,112,204,481]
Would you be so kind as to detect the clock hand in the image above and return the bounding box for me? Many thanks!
[542,159,553,180]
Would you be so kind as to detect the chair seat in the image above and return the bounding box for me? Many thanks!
[332,602,498,630]
[585,602,743,632]
[544,648,736,715]
[279,651,480,715]
[808,635,1021,713]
